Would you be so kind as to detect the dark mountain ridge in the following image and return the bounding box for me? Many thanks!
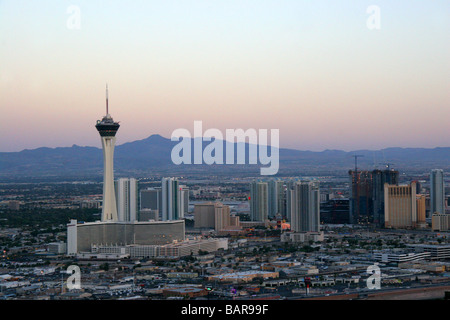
[1,134,448,179]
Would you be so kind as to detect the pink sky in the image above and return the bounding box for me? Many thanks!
[1,1,449,152]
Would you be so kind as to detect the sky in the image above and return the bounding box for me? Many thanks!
[0,0,449,152]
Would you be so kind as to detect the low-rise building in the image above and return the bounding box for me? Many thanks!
[281,231,324,243]
[87,238,228,259]
[47,242,66,254]
[206,271,279,284]
[373,251,431,263]
[162,286,208,298]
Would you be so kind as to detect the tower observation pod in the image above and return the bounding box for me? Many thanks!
[95,85,120,221]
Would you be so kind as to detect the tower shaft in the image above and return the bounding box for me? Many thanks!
[101,136,118,221]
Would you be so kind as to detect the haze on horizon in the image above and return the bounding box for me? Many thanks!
[0,0,449,153]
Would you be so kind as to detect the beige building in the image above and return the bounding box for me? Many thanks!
[215,203,231,231]
[194,202,217,229]
[280,231,324,243]
[384,182,426,229]
[432,213,449,231]
[416,194,427,229]
[194,202,240,232]
[230,215,240,227]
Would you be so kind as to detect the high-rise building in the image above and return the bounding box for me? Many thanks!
[430,169,445,215]
[161,177,183,221]
[372,169,399,227]
[214,203,232,232]
[384,182,426,229]
[250,181,269,222]
[285,179,301,223]
[140,187,162,212]
[289,181,320,233]
[194,202,217,229]
[95,85,120,221]
[432,213,449,231]
[193,202,238,232]
[115,178,138,222]
[320,198,350,224]
[268,180,285,219]
[349,170,373,225]
[179,185,190,216]
[416,194,427,229]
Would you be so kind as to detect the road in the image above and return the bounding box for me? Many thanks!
[291,283,450,300]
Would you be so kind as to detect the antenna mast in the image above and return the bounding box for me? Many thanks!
[106,84,109,115]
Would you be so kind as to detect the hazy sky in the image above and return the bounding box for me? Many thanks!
[0,0,449,152]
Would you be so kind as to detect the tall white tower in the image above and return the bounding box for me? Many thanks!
[115,178,138,222]
[162,177,182,221]
[288,180,320,233]
[430,169,445,215]
[96,85,120,221]
[249,181,269,222]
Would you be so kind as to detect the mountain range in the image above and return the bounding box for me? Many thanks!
[0,134,449,180]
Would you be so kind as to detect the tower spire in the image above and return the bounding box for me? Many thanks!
[106,83,109,115]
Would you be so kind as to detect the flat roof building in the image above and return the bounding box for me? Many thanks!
[67,219,185,255]
[430,169,445,215]
[432,213,449,232]
[384,182,426,229]
[85,237,228,258]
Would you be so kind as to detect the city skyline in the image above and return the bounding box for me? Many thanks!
[1,1,449,152]
[0,0,449,305]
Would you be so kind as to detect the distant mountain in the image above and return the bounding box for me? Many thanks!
[0,134,449,180]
